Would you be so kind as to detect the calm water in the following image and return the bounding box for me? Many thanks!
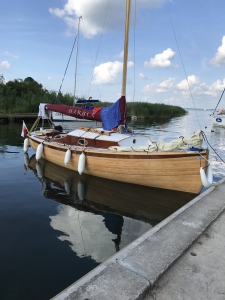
[0,110,224,300]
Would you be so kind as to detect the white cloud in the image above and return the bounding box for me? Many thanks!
[142,83,155,93]
[156,77,174,92]
[49,0,169,38]
[142,77,174,94]
[47,76,55,81]
[203,79,225,96]
[139,72,150,80]
[114,51,124,59]
[0,51,19,59]
[210,78,225,90]
[139,74,225,107]
[164,96,181,104]
[210,36,225,67]
[144,48,175,68]
[92,60,134,84]
[0,61,10,71]
[177,75,200,91]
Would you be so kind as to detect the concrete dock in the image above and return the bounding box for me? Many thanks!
[52,178,225,300]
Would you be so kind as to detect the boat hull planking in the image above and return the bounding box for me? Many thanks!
[28,136,208,194]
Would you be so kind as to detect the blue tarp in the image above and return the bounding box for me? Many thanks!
[100,99,121,130]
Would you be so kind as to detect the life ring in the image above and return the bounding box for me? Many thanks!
[78,139,88,146]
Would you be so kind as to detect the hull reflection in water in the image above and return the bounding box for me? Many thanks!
[28,154,195,262]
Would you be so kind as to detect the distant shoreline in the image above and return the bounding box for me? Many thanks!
[185,108,213,110]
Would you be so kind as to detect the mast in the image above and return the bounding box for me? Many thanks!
[121,0,131,96]
[74,16,82,105]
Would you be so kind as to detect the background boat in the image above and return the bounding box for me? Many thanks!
[52,99,100,122]
[211,88,225,127]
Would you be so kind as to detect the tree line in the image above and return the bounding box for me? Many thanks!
[0,75,186,118]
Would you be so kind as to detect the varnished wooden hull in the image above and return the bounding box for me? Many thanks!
[28,135,209,194]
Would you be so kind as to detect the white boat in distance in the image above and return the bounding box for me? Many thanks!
[211,88,225,128]
[211,109,225,128]
[23,0,213,194]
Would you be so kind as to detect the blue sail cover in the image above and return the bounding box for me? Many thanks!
[100,99,121,130]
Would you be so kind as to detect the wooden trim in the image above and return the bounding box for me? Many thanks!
[29,136,208,159]
[77,126,112,136]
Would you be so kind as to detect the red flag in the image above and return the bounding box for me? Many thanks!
[21,121,27,138]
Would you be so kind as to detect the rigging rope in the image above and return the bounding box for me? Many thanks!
[82,20,102,100]
[87,0,111,98]
[213,88,225,114]
[201,130,225,163]
[165,5,202,129]
[55,35,78,104]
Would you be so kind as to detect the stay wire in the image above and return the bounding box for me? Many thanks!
[87,0,111,98]
[55,35,78,104]
[201,130,225,163]
[82,19,102,99]
[213,88,225,114]
[165,4,202,129]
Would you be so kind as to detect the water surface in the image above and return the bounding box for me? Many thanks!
[0,110,224,299]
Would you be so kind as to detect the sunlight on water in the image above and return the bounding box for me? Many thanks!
[0,112,224,300]
[128,110,225,181]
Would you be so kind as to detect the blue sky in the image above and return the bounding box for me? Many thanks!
[1,0,225,109]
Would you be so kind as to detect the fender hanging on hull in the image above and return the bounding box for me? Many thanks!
[200,164,213,188]
[78,152,86,175]
[36,143,44,161]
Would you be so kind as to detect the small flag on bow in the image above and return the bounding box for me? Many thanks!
[21,121,27,138]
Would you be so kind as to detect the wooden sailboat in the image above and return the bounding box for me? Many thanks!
[24,0,212,194]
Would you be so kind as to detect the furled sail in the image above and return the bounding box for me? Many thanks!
[108,129,203,152]
[44,96,126,130]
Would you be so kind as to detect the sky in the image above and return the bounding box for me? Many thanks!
[1,0,225,109]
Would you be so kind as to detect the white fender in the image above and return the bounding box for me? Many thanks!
[78,152,85,175]
[64,149,71,165]
[78,180,85,201]
[200,164,213,188]
[36,143,43,161]
[36,162,43,179]
[24,153,29,169]
[23,138,29,152]
[64,180,71,195]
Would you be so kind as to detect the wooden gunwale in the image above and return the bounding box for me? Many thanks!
[29,135,208,160]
